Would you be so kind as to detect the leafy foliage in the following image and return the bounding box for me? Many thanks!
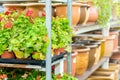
[0,68,77,80]
[52,17,72,50]
[94,0,113,26]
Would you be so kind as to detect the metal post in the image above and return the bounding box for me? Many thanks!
[46,0,52,80]
[101,23,110,69]
[67,0,72,74]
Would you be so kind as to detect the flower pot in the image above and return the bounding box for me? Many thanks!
[54,48,65,56]
[77,3,89,25]
[25,3,56,18]
[1,50,15,59]
[88,40,101,64]
[3,4,26,14]
[64,51,78,76]
[55,3,81,26]
[73,39,101,67]
[109,31,119,52]
[25,3,45,18]
[94,31,118,52]
[83,43,98,69]
[87,2,98,22]
[72,46,90,75]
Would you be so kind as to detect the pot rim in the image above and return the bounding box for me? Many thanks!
[3,3,56,7]
[84,44,98,48]
[72,46,90,52]
[55,3,81,7]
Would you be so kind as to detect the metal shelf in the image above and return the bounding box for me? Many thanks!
[0,58,65,70]
[74,20,120,35]
[0,0,37,3]
[76,57,109,80]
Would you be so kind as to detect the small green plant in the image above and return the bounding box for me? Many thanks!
[0,68,77,80]
[93,0,113,26]
[52,17,72,51]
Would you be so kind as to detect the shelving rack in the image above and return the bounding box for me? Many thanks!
[0,0,120,80]
[0,0,72,80]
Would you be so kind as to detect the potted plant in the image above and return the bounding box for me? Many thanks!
[8,13,49,60]
[0,10,17,59]
[93,0,113,26]
[52,17,72,55]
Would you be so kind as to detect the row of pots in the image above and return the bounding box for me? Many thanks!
[3,2,98,26]
[64,34,116,76]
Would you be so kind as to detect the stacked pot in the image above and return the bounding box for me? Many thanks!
[71,37,102,76]
[71,34,116,76]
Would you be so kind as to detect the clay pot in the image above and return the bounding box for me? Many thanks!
[1,50,15,59]
[87,2,98,22]
[26,4,45,18]
[55,3,81,26]
[109,31,119,52]
[77,3,89,25]
[72,46,90,75]
[64,51,78,76]
[94,31,119,52]
[54,48,65,56]
[26,3,56,18]
[3,4,25,14]
[83,43,98,69]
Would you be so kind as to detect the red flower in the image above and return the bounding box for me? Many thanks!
[57,74,61,79]
[42,12,46,16]
[26,9,33,17]
[4,22,13,29]
[4,11,10,15]
[0,17,3,21]
[52,65,55,71]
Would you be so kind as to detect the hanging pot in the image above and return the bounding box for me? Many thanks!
[55,3,81,26]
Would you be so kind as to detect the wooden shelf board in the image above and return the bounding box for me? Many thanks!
[75,57,108,80]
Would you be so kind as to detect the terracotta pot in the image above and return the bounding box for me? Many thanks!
[26,4,45,18]
[55,3,80,26]
[95,31,119,52]
[54,48,65,56]
[3,4,25,14]
[1,50,15,59]
[109,31,119,52]
[72,46,90,75]
[77,3,89,25]
[64,51,78,76]
[87,2,98,22]
[83,43,98,69]
[26,3,56,18]
[110,51,120,60]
